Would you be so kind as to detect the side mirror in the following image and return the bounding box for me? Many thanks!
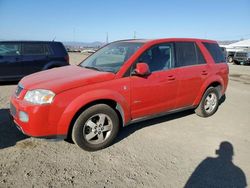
[132,63,150,77]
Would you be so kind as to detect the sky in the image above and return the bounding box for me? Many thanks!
[0,0,250,42]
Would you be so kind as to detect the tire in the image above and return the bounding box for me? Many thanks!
[72,104,119,151]
[195,87,220,117]
[227,56,233,63]
[233,60,240,65]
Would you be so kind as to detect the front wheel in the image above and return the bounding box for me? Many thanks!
[72,104,119,151]
[227,56,234,63]
[195,87,220,117]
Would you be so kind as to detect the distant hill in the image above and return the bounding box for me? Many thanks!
[217,40,239,45]
[63,41,105,48]
[64,40,239,47]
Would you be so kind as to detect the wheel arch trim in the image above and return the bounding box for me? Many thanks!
[193,76,224,106]
[57,89,130,136]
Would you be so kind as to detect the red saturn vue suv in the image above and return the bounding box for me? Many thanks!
[10,38,229,151]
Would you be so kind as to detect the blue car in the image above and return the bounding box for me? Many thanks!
[0,41,69,81]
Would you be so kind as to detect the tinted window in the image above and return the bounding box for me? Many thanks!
[203,42,225,63]
[22,43,49,55]
[0,43,21,56]
[195,45,206,64]
[175,42,197,67]
[138,43,174,72]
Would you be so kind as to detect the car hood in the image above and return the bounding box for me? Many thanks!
[20,65,116,93]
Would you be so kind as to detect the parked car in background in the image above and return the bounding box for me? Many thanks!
[81,49,96,54]
[233,51,250,65]
[0,41,69,81]
[10,38,228,151]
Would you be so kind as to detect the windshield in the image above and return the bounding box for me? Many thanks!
[79,42,143,73]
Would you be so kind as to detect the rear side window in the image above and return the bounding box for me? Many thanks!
[203,42,225,63]
[50,42,67,56]
[196,45,206,64]
[22,43,50,55]
[175,42,197,67]
[0,43,21,56]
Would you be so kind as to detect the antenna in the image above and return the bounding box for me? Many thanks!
[52,36,56,41]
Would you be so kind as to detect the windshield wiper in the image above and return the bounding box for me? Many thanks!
[83,66,102,71]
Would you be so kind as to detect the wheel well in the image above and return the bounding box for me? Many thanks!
[205,81,222,97]
[66,99,123,141]
[47,65,59,69]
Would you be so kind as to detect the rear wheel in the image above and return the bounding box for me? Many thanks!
[195,87,220,117]
[72,104,119,151]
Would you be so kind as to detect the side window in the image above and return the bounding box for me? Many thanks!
[22,43,48,55]
[175,42,197,67]
[0,43,21,56]
[195,44,206,64]
[203,42,225,63]
[138,43,174,72]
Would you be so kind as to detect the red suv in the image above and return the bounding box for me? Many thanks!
[10,38,228,151]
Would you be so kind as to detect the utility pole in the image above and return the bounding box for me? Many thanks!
[106,32,109,43]
[73,28,76,42]
[133,31,136,39]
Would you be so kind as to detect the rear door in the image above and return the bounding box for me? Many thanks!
[21,43,51,75]
[0,42,23,80]
[174,42,210,108]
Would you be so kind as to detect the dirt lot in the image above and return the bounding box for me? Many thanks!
[0,53,249,187]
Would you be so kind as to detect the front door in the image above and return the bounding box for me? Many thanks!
[0,42,23,80]
[130,43,179,119]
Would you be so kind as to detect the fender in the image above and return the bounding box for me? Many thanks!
[193,75,224,106]
[57,89,131,134]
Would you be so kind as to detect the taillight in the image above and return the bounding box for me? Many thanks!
[64,54,69,64]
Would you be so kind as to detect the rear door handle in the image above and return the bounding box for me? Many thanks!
[201,70,208,75]
[168,75,176,81]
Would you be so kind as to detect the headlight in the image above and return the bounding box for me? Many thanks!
[24,89,55,104]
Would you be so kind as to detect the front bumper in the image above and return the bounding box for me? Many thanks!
[234,58,250,65]
[10,95,66,138]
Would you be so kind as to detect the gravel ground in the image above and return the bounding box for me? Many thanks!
[0,53,249,187]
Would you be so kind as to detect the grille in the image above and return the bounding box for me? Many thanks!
[15,84,24,97]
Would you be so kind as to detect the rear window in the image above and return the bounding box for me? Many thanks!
[203,42,225,63]
[22,43,50,55]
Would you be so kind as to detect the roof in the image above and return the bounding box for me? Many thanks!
[115,38,216,44]
[0,40,60,43]
[228,39,250,48]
